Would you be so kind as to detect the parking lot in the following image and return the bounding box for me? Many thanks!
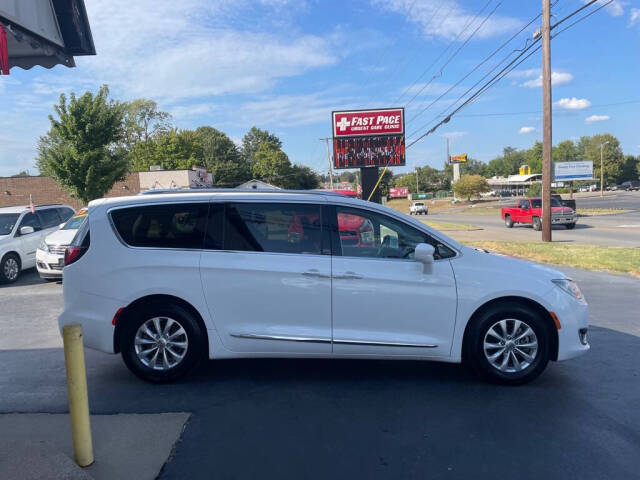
[1,267,639,479]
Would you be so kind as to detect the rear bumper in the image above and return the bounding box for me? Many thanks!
[58,290,120,354]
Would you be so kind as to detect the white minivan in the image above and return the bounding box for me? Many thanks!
[0,204,76,283]
[59,190,589,384]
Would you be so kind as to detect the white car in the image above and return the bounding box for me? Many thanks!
[409,201,428,215]
[36,209,87,280]
[0,204,76,283]
[59,190,589,384]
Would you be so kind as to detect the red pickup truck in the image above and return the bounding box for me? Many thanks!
[501,197,577,231]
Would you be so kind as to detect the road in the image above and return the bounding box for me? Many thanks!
[1,269,639,479]
[432,190,640,247]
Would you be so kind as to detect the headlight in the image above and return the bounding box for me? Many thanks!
[38,241,50,253]
[552,278,584,300]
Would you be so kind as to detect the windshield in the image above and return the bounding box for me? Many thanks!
[62,215,87,230]
[0,214,20,235]
[531,199,562,208]
[414,203,424,206]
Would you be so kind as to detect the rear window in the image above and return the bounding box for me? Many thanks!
[110,203,208,249]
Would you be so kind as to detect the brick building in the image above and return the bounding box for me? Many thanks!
[0,167,213,209]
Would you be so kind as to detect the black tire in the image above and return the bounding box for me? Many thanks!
[0,253,21,284]
[120,301,206,383]
[463,302,552,385]
[565,223,576,229]
[532,216,542,231]
[504,215,513,228]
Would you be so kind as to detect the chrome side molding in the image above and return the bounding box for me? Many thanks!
[230,332,437,348]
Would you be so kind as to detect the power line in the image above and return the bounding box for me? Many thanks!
[405,10,543,128]
[393,0,495,106]
[405,0,612,149]
[445,99,640,118]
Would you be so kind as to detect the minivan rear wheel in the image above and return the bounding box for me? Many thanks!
[464,302,551,385]
[120,301,205,383]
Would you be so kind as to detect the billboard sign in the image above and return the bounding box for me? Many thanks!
[389,186,409,198]
[554,161,593,181]
[332,108,405,169]
[449,153,467,163]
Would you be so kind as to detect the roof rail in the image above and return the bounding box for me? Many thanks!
[139,188,351,197]
[35,203,66,207]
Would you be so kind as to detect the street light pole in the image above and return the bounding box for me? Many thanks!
[600,141,609,197]
[541,0,552,242]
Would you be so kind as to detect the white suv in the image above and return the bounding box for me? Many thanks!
[0,204,76,283]
[59,190,589,384]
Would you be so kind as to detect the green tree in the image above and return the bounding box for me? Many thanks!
[11,170,30,177]
[621,154,639,182]
[195,126,250,186]
[577,134,624,185]
[525,141,543,173]
[553,140,577,163]
[130,129,204,172]
[252,142,292,185]
[123,98,172,150]
[241,127,282,166]
[281,165,320,190]
[36,85,128,204]
[452,174,490,200]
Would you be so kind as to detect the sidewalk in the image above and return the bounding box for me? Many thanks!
[0,413,190,480]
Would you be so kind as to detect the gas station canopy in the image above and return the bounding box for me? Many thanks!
[0,0,95,73]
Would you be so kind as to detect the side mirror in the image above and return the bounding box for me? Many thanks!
[414,243,435,274]
[19,226,35,235]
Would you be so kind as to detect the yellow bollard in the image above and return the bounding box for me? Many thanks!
[62,324,94,467]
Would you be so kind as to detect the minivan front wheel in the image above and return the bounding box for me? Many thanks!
[0,253,20,283]
[465,302,551,385]
[120,302,205,383]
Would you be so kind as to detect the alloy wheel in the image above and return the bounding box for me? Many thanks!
[134,317,189,370]
[483,318,538,373]
[3,258,19,281]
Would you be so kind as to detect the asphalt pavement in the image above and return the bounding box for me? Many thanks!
[433,191,640,247]
[1,268,639,479]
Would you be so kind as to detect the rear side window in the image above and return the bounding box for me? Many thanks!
[223,203,325,255]
[58,207,75,222]
[38,208,61,228]
[110,203,208,249]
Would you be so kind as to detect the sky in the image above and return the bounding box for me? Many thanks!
[1,0,639,177]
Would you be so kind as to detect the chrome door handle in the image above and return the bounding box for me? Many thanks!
[302,269,330,279]
[335,271,363,280]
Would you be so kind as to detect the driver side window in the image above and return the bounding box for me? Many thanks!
[19,212,42,233]
[334,206,455,260]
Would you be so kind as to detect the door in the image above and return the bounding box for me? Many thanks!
[518,199,532,223]
[330,205,458,357]
[200,201,332,354]
[16,212,43,268]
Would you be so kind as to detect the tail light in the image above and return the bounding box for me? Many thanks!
[64,246,87,266]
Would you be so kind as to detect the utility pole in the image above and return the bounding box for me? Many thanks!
[600,141,609,197]
[414,161,419,195]
[541,0,552,242]
[321,138,334,190]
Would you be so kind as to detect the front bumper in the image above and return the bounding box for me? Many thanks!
[547,287,590,361]
[551,215,577,225]
[35,249,64,278]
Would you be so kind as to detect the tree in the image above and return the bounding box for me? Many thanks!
[281,165,320,190]
[130,129,204,172]
[452,174,490,200]
[11,170,30,177]
[37,85,128,204]
[123,99,172,149]
[241,127,282,166]
[576,134,624,185]
[252,142,292,185]
[195,126,250,186]
[621,155,639,182]
[525,141,543,174]
[553,140,577,163]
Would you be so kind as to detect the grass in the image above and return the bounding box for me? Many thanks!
[422,220,481,231]
[464,241,640,278]
[449,207,501,215]
[576,208,632,216]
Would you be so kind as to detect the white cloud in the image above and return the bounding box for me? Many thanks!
[583,0,624,17]
[521,71,573,88]
[555,97,592,110]
[629,8,640,27]
[519,126,535,134]
[77,0,338,102]
[585,114,610,124]
[440,131,467,139]
[371,0,521,40]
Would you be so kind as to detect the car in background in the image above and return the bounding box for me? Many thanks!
[502,197,577,230]
[36,208,87,280]
[0,204,76,283]
[621,180,640,191]
[409,201,429,215]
